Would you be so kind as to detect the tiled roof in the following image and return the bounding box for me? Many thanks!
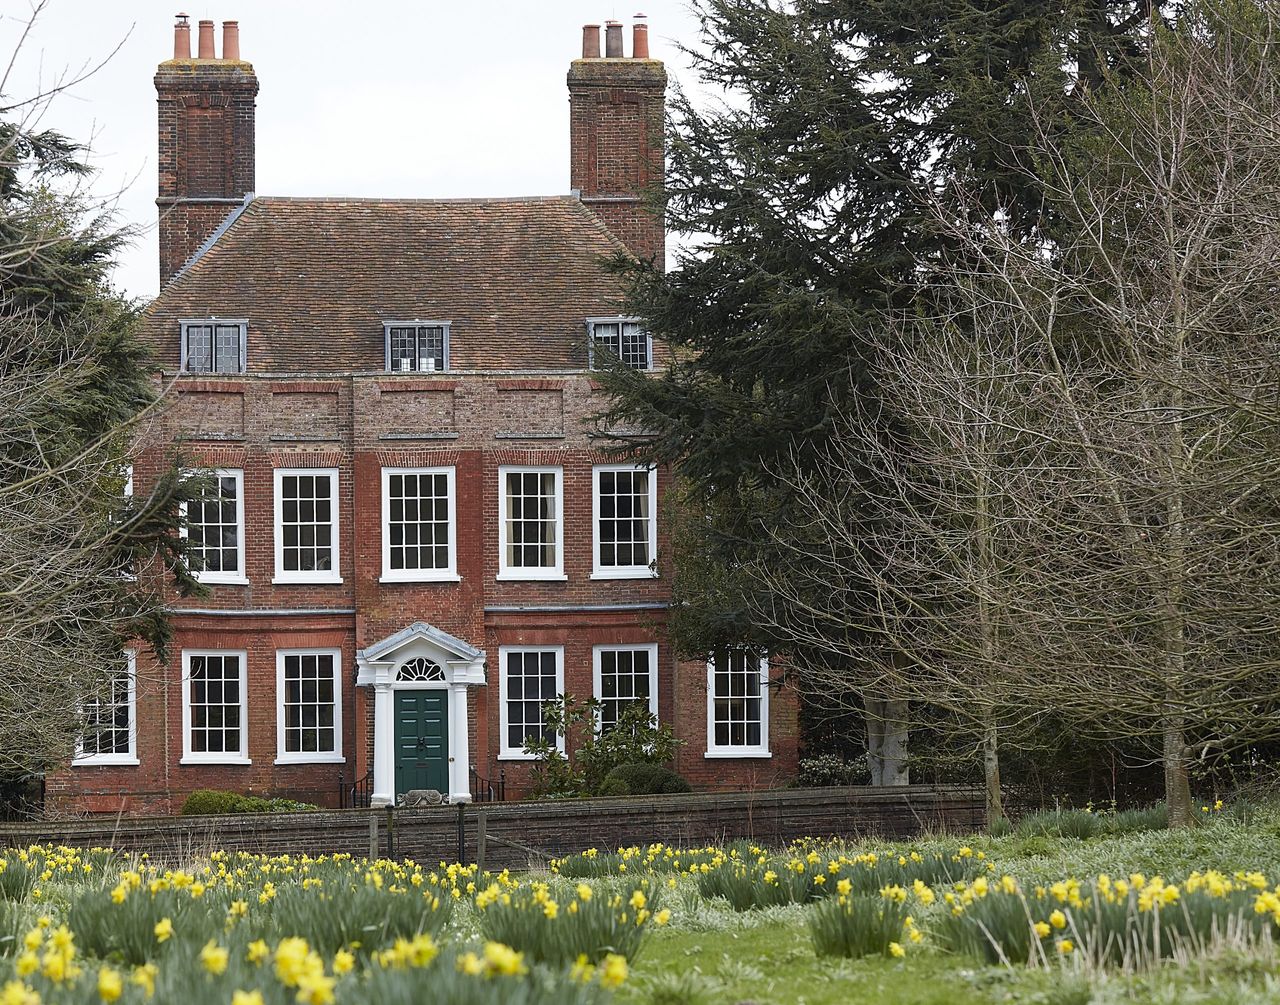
[139,196,633,371]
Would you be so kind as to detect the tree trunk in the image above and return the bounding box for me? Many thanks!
[1163,714,1194,827]
[983,718,1004,829]
[866,697,909,786]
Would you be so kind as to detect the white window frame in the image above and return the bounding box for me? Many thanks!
[592,643,659,734]
[73,650,138,766]
[275,648,344,765]
[120,464,137,582]
[380,466,459,583]
[498,645,565,760]
[587,316,652,371]
[383,320,451,373]
[497,465,566,581]
[180,318,248,374]
[272,467,342,585]
[705,651,772,758]
[591,464,659,580]
[181,649,250,765]
[179,468,248,585]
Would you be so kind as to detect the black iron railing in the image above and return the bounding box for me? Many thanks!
[339,770,374,809]
[470,767,506,803]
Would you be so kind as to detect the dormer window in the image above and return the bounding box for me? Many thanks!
[181,320,246,374]
[385,321,449,373]
[589,317,650,370]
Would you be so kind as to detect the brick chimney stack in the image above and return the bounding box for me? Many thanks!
[568,14,666,265]
[155,13,258,286]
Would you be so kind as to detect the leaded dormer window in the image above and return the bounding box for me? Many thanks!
[588,317,650,370]
[181,319,247,373]
[384,321,450,373]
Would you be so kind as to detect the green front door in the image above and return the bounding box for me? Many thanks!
[394,690,449,797]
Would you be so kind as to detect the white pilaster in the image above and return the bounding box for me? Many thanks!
[449,682,472,803]
[371,682,395,807]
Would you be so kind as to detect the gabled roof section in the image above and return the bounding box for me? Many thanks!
[140,195,633,371]
[359,622,484,664]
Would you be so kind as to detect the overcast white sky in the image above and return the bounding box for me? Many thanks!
[1,1,705,302]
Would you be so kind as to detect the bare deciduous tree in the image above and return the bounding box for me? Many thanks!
[750,3,1280,828]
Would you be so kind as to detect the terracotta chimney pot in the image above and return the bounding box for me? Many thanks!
[581,23,601,59]
[222,21,240,61]
[197,19,215,59]
[604,20,623,57]
[173,13,191,59]
[632,16,649,59]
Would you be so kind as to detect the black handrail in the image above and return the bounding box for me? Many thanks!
[339,769,374,809]
[470,766,506,803]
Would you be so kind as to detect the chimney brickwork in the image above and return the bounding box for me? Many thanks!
[156,15,258,286]
[568,18,666,265]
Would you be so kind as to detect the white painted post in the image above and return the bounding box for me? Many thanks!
[371,682,395,806]
[449,682,472,803]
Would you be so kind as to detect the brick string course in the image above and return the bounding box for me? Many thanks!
[1,786,983,869]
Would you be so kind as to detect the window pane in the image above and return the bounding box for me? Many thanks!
[282,653,336,755]
[81,656,132,757]
[187,474,241,576]
[185,325,213,372]
[710,652,765,750]
[505,651,558,751]
[387,469,452,573]
[214,324,243,373]
[504,470,558,569]
[188,654,242,756]
[597,648,653,733]
[278,472,335,576]
[596,468,650,569]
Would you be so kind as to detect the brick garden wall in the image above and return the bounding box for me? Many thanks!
[2,786,981,869]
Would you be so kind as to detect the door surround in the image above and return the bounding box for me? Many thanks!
[355,622,486,805]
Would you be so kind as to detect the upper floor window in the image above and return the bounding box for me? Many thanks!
[593,464,658,579]
[180,469,246,585]
[181,320,246,374]
[589,317,650,370]
[274,468,342,584]
[385,321,449,373]
[382,467,457,582]
[706,650,770,758]
[74,651,137,766]
[497,466,564,581]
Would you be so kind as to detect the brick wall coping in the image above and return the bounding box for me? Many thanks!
[0,786,984,867]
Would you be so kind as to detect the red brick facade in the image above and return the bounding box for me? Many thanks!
[46,17,798,816]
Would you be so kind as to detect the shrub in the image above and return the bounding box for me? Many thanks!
[524,698,683,798]
[598,764,692,796]
[180,789,317,815]
[795,754,871,788]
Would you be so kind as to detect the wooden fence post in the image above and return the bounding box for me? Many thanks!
[367,812,378,862]
[476,811,488,875]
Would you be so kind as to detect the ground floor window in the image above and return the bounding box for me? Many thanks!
[593,644,658,732]
[183,651,248,763]
[74,651,136,765]
[499,647,563,757]
[707,650,770,756]
[276,650,342,762]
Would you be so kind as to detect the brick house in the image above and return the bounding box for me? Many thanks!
[47,15,799,816]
